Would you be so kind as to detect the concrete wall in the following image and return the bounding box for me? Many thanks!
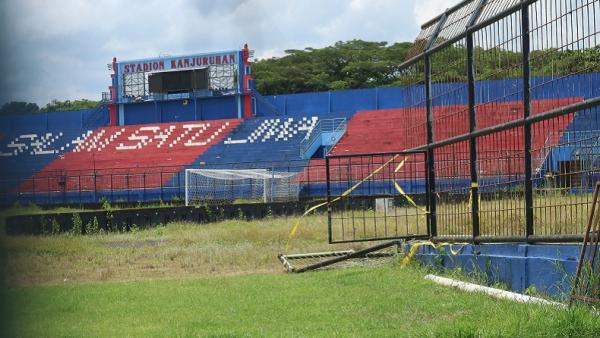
[122,96,239,125]
[265,73,600,115]
[413,243,581,297]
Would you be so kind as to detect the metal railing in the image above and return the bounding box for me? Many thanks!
[252,89,282,116]
[299,118,346,159]
[82,101,108,129]
[0,159,333,206]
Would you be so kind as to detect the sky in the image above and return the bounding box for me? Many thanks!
[0,0,457,107]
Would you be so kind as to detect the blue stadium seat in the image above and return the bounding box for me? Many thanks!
[0,128,96,193]
[190,112,353,171]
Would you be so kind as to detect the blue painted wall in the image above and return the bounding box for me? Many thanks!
[0,107,106,133]
[413,243,581,297]
[265,73,600,115]
[122,96,238,125]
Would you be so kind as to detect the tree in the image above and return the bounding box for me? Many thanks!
[253,40,600,95]
[40,99,99,112]
[252,40,414,95]
[0,101,40,115]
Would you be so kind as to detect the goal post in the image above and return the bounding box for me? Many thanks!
[185,168,301,206]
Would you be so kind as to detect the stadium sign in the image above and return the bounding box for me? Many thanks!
[121,52,238,74]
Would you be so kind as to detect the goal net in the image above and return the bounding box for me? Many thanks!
[185,168,301,205]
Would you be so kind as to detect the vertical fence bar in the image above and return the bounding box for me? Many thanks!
[521,1,534,239]
[424,151,432,236]
[467,33,480,241]
[326,157,332,243]
[467,0,486,241]
[422,12,446,239]
[425,54,437,237]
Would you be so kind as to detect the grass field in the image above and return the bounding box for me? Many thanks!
[0,214,351,287]
[1,212,600,336]
[3,265,600,337]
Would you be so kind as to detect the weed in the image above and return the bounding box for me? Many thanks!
[237,207,245,220]
[524,285,538,296]
[51,218,61,235]
[85,217,100,235]
[70,213,82,236]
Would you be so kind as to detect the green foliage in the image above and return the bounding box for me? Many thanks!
[0,101,40,115]
[237,207,245,220]
[85,216,100,235]
[0,98,100,115]
[50,218,60,235]
[40,99,99,112]
[70,213,82,236]
[40,217,49,235]
[218,207,225,221]
[201,203,213,222]
[100,198,117,232]
[266,206,273,218]
[524,285,539,296]
[253,40,413,95]
[253,40,600,95]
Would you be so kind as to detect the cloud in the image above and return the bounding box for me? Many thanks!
[413,0,455,27]
[0,0,459,106]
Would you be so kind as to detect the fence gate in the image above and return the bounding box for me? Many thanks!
[326,151,430,243]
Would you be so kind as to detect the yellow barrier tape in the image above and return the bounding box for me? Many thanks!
[285,154,401,252]
[467,189,482,210]
[392,157,428,216]
[394,157,407,173]
[400,240,469,268]
[393,181,429,215]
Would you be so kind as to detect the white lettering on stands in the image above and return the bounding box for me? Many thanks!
[0,133,69,157]
[0,122,231,157]
[183,122,230,147]
[117,126,164,150]
[224,117,318,144]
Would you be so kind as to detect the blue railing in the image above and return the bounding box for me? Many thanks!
[299,118,346,159]
[252,89,281,116]
[82,101,109,129]
[536,129,600,177]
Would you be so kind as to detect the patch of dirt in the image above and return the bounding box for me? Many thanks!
[105,239,170,249]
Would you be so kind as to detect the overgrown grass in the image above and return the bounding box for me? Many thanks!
[434,192,592,237]
[0,214,371,287]
[329,192,591,241]
[1,212,600,336]
[1,265,599,337]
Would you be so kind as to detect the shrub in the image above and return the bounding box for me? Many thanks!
[51,218,61,235]
[71,213,82,236]
[85,216,100,235]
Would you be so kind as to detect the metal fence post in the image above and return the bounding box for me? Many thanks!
[521,2,534,239]
[467,33,480,241]
[421,12,447,239]
[326,157,332,243]
[424,54,437,238]
[467,0,486,241]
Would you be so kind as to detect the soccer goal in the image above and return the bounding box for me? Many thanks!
[185,168,301,206]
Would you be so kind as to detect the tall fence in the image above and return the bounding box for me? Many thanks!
[1,159,333,206]
[325,0,599,243]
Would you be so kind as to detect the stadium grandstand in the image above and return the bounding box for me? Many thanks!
[2,0,600,302]
[0,60,597,205]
